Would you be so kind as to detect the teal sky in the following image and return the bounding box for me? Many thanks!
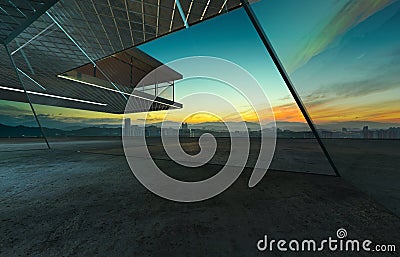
[137,0,399,124]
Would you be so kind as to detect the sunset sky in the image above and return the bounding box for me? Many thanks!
[1,0,399,129]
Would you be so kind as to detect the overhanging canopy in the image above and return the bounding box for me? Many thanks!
[0,0,242,113]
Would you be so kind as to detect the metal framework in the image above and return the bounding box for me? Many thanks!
[0,0,340,176]
[0,0,58,43]
[3,42,50,148]
[0,0,242,114]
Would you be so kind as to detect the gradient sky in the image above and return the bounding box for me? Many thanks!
[1,0,399,129]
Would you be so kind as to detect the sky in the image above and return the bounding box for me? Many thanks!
[1,0,399,129]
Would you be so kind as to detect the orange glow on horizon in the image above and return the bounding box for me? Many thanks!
[134,100,399,125]
[9,95,396,126]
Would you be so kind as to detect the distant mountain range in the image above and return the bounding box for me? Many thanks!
[1,120,398,138]
[0,124,121,138]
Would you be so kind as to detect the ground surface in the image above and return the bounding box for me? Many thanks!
[0,138,399,256]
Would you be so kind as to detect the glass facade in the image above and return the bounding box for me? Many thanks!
[0,44,48,151]
[132,6,336,176]
[250,0,400,214]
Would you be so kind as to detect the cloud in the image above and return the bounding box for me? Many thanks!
[272,55,400,123]
[302,52,400,105]
[271,95,400,124]
[0,102,123,128]
[289,0,395,72]
[0,103,30,116]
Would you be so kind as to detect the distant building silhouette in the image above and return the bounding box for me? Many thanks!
[131,125,144,136]
[124,118,131,136]
[363,126,369,139]
[387,127,400,139]
[161,127,177,137]
[179,122,190,137]
[120,121,400,139]
[145,125,161,137]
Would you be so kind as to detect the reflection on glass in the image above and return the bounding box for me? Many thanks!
[0,100,48,151]
[251,0,400,130]
[0,45,48,150]
[251,0,400,215]
[133,8,336,175]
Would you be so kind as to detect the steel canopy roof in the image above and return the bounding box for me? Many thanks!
[0,0,242,113]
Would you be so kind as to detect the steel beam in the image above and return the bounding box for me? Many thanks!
[4,43,51,149]
[240,0,340,177]
[4,0,59,44]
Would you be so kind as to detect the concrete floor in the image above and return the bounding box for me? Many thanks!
[0,139,399,256]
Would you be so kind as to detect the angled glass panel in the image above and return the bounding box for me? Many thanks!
[251,0,400,215]
[0,44,47,151]
[128,7,337,177]
[8,14,126,114]
[6,13,126,150]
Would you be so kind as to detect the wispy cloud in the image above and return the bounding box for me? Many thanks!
[289,0,395,72]
[0,102,123,128]
[304,79,399,106]
[271,96,400,124]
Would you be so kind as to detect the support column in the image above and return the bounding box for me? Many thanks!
[240,0,340,177]
[4,43,51,149]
